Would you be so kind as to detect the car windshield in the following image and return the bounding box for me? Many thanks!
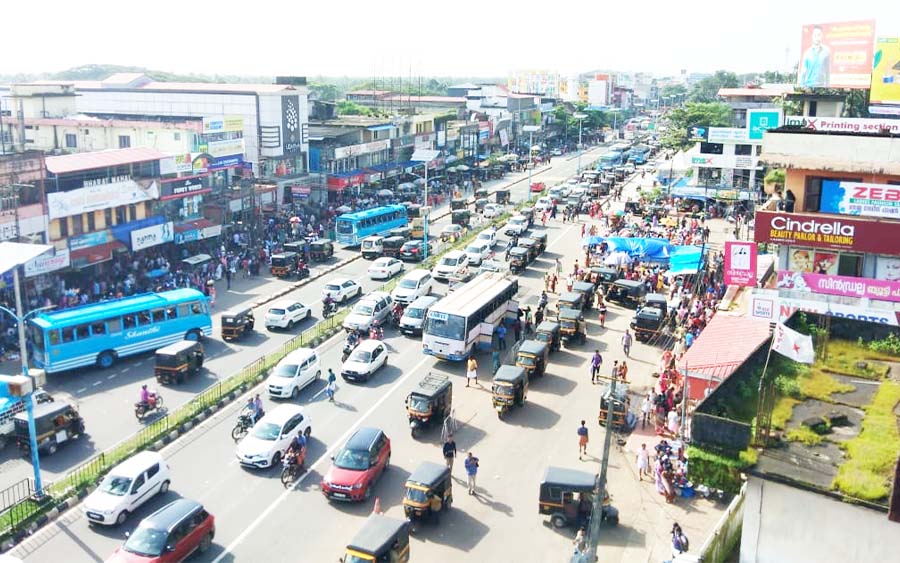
[273,364,298,378]
[100,475,132,496]
[333,447,370,471]
[268,308,286,316]
[352,304,374,315]
[440,257,458,266]
[336,221,354,234]
[404,307,425,319]
[405,487,428,503]
[424,313,465,340]
[251,421,281,441]
[511,217,526,224]
[466,245,482,254]
[477,233,492,240]
[123,525,168,557]
[350,350,372,362]
[399,279,418,289]
[518,354,536,367]
[325,284,341,292]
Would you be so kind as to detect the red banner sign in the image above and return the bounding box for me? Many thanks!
[754,211,900,254]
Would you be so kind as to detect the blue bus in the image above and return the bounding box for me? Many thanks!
[28,289,213,373]
[335,205,409,246]
[599,151,624,169]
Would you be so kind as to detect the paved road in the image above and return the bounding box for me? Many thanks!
[0,146,610,488]
[14,149,649,562]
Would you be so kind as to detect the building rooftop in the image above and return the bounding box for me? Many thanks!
[717,86,794,98]
[34,78,300,95]
[761,128,900,175]
[23,115,202,132]
[45,147,166,175]
[346,89,392,97]
[382,95,466,104]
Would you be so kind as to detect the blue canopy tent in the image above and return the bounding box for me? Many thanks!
[668,246,705,276]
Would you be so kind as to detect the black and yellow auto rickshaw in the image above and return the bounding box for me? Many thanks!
[607,279,647,308]
[475,187,489,199]
[406,373,452,438]
[221,307,255,340]
[402,461,453,526]
[492,364,528,418]
[558,307,587,346]
[451,210,471,227]
[389,226,411,240]
[341,514,410,563]
[270,251,298,278]
[517,238,540,262]
[515,339,549,379]
[309,239,334,262]
[556,291,584,314]
[495,189,510,204]
[590,267,621,293]
[474,198,489,212]
[520,206,535,225]
[534,320,561,353]
[406,204,422,218]
[539,466,618,529]
[450,198,467,211]
[382,236,406,258]
[14,400,85,456]
[154,340,204,385]
[508,247,530,274]
[572,281,596,311]
[526,229,548,253]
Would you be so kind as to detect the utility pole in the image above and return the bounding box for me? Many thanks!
[585,377,617,561]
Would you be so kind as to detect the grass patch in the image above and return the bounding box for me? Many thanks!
[785,426,824,446]
[832,380,900,501]
[798,367,855,402]
[770,397,799,430]
[687,446,758,494]
[821,340,894,379]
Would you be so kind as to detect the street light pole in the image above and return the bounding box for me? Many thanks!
[523,125,541,202]
[573,113,587,174]
[585,377,618,562]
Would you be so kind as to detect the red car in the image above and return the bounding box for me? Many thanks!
[321,427,391,502]
[106,499,214,563]
[530,182,546,193]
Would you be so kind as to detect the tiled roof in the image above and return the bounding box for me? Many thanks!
[45,147,166,175]
[681,315,771,383]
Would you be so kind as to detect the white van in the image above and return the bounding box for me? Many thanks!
[399,295,439,336]
[82,451,171,526]
[432,250,469,281]
[360,235,384,259]
[267,348,322,399]
[391,269,433,305]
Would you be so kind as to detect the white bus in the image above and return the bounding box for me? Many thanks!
[422,273,518,361]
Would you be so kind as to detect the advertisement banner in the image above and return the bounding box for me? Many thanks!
[203,116,244,134]
[871,37,900,107]
[750,289,900,326]
[797,20,876,88]
[724,241,757,287]
[333,139,391,160]
[172,154,193,173]
[747,109,781,141]
[707,127,750,143]
[25,249,70,277]
[131,222,174,251]
[161,178,209,200]
[776,271,900,303]
[281,95,302,154]
[47,180,159,220]
[209,154,243,170]
[820,180,900,219]
[69,230,109,251]
[207,138,245,158]
[687,126,709,142]
[784,115,900,134]
[754,210,898,254]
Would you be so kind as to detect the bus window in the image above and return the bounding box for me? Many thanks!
[107,318,121,333]
[75,325,90,340]
[190,302,203,315]
[62,328,75,343]
[91,322,107,336]
[138,311,152,326]
[152,309,166,323]
[178,304,190,317]
[165,307,178,320]
[123,314,137,329]
[48,330,60,346]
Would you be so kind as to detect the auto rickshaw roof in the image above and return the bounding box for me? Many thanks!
[271,251,297,260]
[283,241,304,249]
[222,307,253,319]
[518,339,548,356]
[591,266,618,275]
[573,281,595,293]
[346,514,408,555]
[536,321,560,333]
[614,279,644,289]
[645,293,668,305]
[407,461,450,489]
[383,235,406,244]
[14,400,77,423]
[310,240,332,249]
[542,466,597,491]
[510,247,529,256]
[494,364,526,383]
[558,307,583,320]
[558,292,582,303]
[517,238,536,247]
[155,340,201,356]
[526,229,548,240]
[410,374,451,399]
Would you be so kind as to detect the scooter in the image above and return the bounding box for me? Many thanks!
[134,393,164,421]
[342,335,360,362]
[294,262,311,280]
[322,301,337,318]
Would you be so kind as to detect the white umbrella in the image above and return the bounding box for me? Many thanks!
[446,166,457,173]
[414,178,426,185]
[377,189,393,197]
[604,251,633,267]
[336,205,352,213]
[398,182,415,190]
[456,164,470,171]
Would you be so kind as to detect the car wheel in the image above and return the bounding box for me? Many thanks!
[338,293,346,303]
[315,370,321,381]
[291,386,299,400]
[271,452,282,467]
[47,443,57,455]
[97,351,115,369]
[116,510,129,526]
[304,426,312,438]
[305,309,311,320]
[160,480,170,494]
[198,532,213,553]
[287,320,295,330]
[356,287,362,298]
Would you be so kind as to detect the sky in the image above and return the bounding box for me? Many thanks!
[1,0,893,79]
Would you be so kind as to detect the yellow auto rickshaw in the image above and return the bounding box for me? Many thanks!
[492,364,528,418]
[515,339,549,379]
[402,461,452,526]
[341,514,410,563]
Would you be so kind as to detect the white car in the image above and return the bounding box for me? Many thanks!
[464,241,492,266]
[476,229,497,248]
[534,196,553,213]
[432,250,469,281]
[235,404,311,468]
[391,270,433,305]
[483,203,504,219]
[265,300,311,330]
[322,277,362,303]
[82,451,170,526]
[625,163,636,174]
[267,348,321,399]
[502,215,529,236]
[340,340,388,382]
[343,292,393,332]
[567,178,579,185]
[440,224,464,241]
[367,257,404,280]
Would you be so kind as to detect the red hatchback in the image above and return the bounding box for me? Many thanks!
[530,182,546,193]
[106,499,214,563]
[321,427,391,502]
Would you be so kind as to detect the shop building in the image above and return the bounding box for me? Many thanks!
[0,151,47,245]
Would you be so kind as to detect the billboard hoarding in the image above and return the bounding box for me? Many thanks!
[784,115,900,134]
[747,110,781,141]
[724,241,758,287]
[820,181,900,219]
[754,210,899,254]
[776,271,900,303]
[797,20,876,89]
[750,289,900,326]
[870,37,900,108]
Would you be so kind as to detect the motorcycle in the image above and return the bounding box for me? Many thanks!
[369,324,384,340]
[134,393,164,421]
[280,449,306,487]
[231,412,254,441]
[342,336,360,362]
[322,301,337,318]
[295,262,310,280]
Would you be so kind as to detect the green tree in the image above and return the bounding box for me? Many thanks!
[661,84,688,98]
[336,101,374,116]
[662,102,733,150]
[309,82,341,101]
[689,70,740,102]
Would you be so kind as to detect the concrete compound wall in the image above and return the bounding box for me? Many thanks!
[741,477,900,563]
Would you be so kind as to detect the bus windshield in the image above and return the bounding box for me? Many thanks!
[424,314,465,341]
[336,221,354,234]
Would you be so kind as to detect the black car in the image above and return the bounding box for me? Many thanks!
[399,240,429,262]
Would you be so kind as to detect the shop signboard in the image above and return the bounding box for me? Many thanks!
[203,116,244,134]
[750,289,900,326]
[797,20,876,88]
[819,180,900,219]
[282,95,302,154]
[747,109,781,141]
[209,154,243,170]
[783,115,900,134]
[69,230,109,251]
[207,138,245,158]
[776,271,900,303]
[754,210,898,254]
[131,222,174,251]
[25,249,70,277]
[161,178,208,200]
[334,139,391,160]
[687,126,708,142]
[723,241,758,287]
[47,180,159,220]
[172,154,193,173]
[707,127,750,143]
